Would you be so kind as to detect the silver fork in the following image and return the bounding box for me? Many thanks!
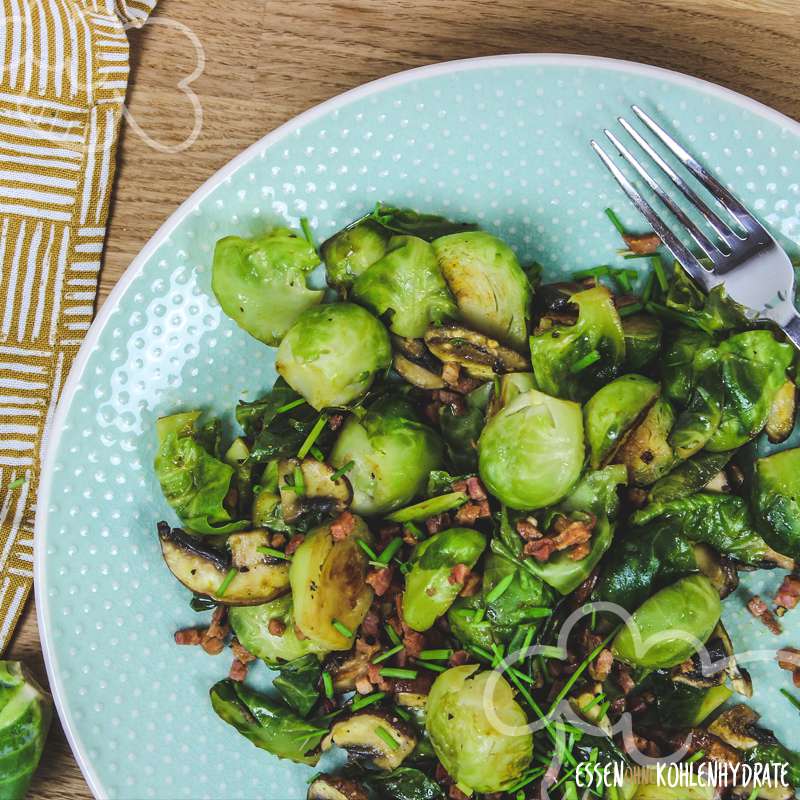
[591,105,800,350]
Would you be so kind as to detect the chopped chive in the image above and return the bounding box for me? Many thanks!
[493,375,501,398]
[572,265,610,281]
[292,465,305,496]
[781,688,800,712]
[403,522,423,541]
[299,216,316,249]
[471,607,485,624]
[375,725,400,751]
[686,749,705,764]
[332,619,353,639]
[618,301,643,318]
[372,644,404,665]
[377,537,403,565]
[613,269,632,293]
[521,626,535,655]
[579,692,606,714]
[622,251,654,260]
[485,573,515,604]
[642,271,655,304]
[352,691,385,711]
[385,624,402,647]
[393,704,411,721]
[570,350,601,373]
[276,397,306,414]
[297,415,327,459]
[605,207,627,235]
[356,538,378,561]
[652,255,668,291]
[330,460,355,481]
[256,546,292,561]
[537,645,567,660]
[378,667,418,680]
[215,567,238,598]
[7,478,25,490]
[322,671,334,699]
[419,649,452,661]
[645,301,704,329]
[413,659,446,673]
[309,445,324,462]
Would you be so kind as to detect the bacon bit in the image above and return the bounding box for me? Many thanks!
[459,571,481,597]
[366,566,394,597]
[524,537,556,562]
[777,647,800,671]
[516,518,543,540]
[328,414,345,431]
[748,595,783,634]
[231,639,256,664]
[361,607,380,639]
[568,541,591,561]
[552,517,595,551]
[615,665,636,695]
[448,563,471,586]
[589,648,613,682]
[426,512,451,535]
[465,476,487,500]
[403,629,425,658]
[573,571,600,606]
[268,618,286,637]
[795,671,800,689]
[449,649,470,667]
[366,663,393,692]
[285,534,305,556]
[269,532,287,549]
[454,499,490,526]
[448,787,469,800]
[623,231,661,254]
[201,606,229,655]
[229,658,249,682]
[330,510,356,541]
[174,628,203,646]
[775,574,800,615]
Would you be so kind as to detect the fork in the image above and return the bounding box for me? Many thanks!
[591,105,800,351]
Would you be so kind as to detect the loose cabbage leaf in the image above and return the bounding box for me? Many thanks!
[440,382,493,472]
[272,654,322,718]
[751,448,800,561]
[648,451,732,503]
[364,767,446,800]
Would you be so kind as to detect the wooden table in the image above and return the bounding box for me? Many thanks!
[14,0,800,796]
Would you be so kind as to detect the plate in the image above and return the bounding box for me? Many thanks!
[35,54,800,799]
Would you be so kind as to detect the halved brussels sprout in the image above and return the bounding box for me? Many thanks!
[330,398,443,515]
[766,380,797,444]
[402,527,486,632]
[584,375,660,469]
[424,324,527,380]
[612,575,721,670]
[752,448,800,561]
[426,666,533,794]
[447,595,494,651]
[649,451,732,503]
[486,372,537,417]
[432,231,531,350]
[351,235,457,338]
[277,458,352,523]
[229,595,329,664]
[478,389,584,510]
[706,330,793,452]
[321,219,390,290]
[276,303,392,410]
[615,397,676,486]
[661,328,714,404]
[322,710,417,771]
[212,228,323,345]
[158,524,290,605]
[289,515,374,650]
[622,314,662,370]
[530,286,625,402]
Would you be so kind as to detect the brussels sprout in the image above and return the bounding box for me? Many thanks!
[631,492,793,568]
[351,235,457,338]
[210,679,327,765]
[649,451,732,503]
[277,457,352,524]
[440,381,493,472]
[424,325,527,380]
[612,575,721,669]
[752,448,800,561]
[432,231,531,350]
[212,228,323,345]
[276,303,392,410]
[154,411,248,535]
[321,219,390,290]
[616,398,676,486]
[478,389,584,510]
[330,398,443,515]
[706,331,793,452]
[370,204,478,240]
[289,515,374,650]
[363,767,446,800]
[402,527,486,632]
[766,379,797,444]
[426,666,533,793]
[0,662,52,800]
[622,313,662,370]
[584,375,660,469]
[661,328,715,404]
[447,595,495,651]
[487,372,537,417]
[229,595,329,664]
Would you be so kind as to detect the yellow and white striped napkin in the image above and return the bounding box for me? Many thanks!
[0,0,156,650]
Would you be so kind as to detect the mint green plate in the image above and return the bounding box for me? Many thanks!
[36,55,800,799]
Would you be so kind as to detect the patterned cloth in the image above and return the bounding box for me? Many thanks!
[0,0,156,651]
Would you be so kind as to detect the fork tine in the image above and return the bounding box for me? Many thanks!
[617,116,740,248]
[603,127,724,264]
[631,105,764,235]
[591,139,715,291]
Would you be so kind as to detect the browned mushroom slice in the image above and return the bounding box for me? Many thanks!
[708,705,762,750]
[391,335,428,361]
[307,776,369,800]
[157,523,289,605]
[324,640,380,692]
[277,458,352,523]
[670,633,728,689]
[321,710,417,770]
[693,544,739,600]
[424,324,527,380]
[766,380,797,444]
[712,621,753,698]
[393,353,445,390]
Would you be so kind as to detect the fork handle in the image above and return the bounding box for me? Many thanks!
[780,312,800,352]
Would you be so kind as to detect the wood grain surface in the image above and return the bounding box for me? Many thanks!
[16,0,800,796]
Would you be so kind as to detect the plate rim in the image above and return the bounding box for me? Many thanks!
[34,52,800,799]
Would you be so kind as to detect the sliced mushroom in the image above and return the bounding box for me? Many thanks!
[694,544,739,599]
[393,353,445,390]
[278,458,352,523]
[324,640,380,692]
[307,776,369,800]
[703,470,732,493]
[393,673,433,709]
[708,705,762,750]
[391,335,428,361]
[321,710,417,771]
[157,523,289,605]
[424,324,527,380]
[670,635,727,689]
[766,380,797,444]
[532,281,581,321]
[713,622,753,698]
[395,692,428,709]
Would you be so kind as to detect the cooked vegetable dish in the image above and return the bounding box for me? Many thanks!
[154,204,800,799]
